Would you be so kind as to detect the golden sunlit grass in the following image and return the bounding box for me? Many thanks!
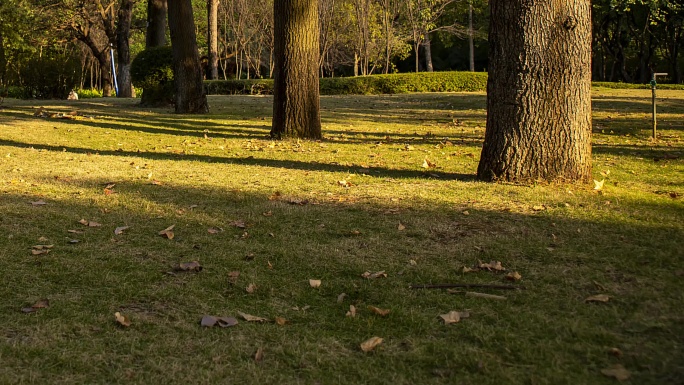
[0,89,682,384]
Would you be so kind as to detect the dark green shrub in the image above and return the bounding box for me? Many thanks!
[205,79,274,95]
[18,52,81,99]
[131,46,174,106]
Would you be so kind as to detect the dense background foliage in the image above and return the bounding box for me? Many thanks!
[0,0,681,98]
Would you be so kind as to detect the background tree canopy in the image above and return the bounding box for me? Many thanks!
[0,0,682,95]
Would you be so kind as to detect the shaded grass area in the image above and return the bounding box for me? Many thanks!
[0,90,683,384]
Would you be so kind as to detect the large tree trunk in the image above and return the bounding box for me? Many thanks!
[117,0,135,97]
[147,0,167,47]
[168,0,208,113]
[207,0,219,80]
[271,0,321,139]
[477,0,592,182]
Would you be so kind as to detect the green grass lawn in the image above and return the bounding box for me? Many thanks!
[0,89,682,384]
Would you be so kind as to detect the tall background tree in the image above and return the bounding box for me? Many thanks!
[146,0,167,47]
[116,0,135,97]
[478,0,592,182]
[168,0,208,113]
[207,0,219,79]
[271,0,321,139]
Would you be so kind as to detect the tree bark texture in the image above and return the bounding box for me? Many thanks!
[0,27,6,86]
[168,0,209,113]
[116,0,135,97]
[146,0,167,48]
[271,0,321,139]
[477,0,592,182]
[423,35,434,72]
[207,0,219,80]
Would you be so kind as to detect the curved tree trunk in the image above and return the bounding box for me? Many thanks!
[477,0,592,182]
[271,0,321,139]
[168,0,209,113]
[147,0,167,47]
[117,0,135,97]
[207,0,219,80]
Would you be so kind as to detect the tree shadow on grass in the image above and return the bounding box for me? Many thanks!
[0,176,682,384]
[0,138,476,181]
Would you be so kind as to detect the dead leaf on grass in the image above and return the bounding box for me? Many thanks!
[114,312,131,327]
[462,266,475,273]
[237,311,268,322]
[478,260,506,271]
[594,179,605,191]
[30,200,47,206]
[439,311,470,325]
[229,220,246,229]
[337,180,352,188]
[67,229,85,234]
[360,336,383,352]
[253,347,264,363]
[337,293,347,303]
[397,222,406,231]
[21,298,50,313]
[114,226,130,235]
[262,211,273,217]
[228,271,240,284]
[200,315,238,328]
[275,317,288,326]
[361,271,387,279]
[207,227,223,234]
[309,279,322,288]
[609,347,623,358]
[586,294,611,303]
[268,191,282,201]
[177,261,202,272]
[246,283,257,293]
[368,306,390,317]
[505,271,522,281]
[158,225,175,239]
[79,219,102,227]
[31,245,53,255]
[532,205,546,211]
[346,305,356,317]
[422,158,436,169]
[601,364,630,381]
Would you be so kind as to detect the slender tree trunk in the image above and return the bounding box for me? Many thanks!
[147,0,168,47]
[468,3,475,71]
[207,0,219,80]
[414,42,420,72]
[423,34,434,72]
[117,0,135,97]
[168,0,209,113]
[271,0,321,139]
[477,0,592,182]
[0,28,6,86]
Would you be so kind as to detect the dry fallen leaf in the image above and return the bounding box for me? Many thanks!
[594,179,605,191]
[253,347,264,363]
[262,211,273,217]
[397,222,406,231]
[586,294,611,303]
[368,306,390,317]
[360,336,383,352]
[462,266,475,273]
[275,317,288,326]
[237,311,269,322]
[361,271,387,279]
[207,227,222,234]
[79,219,102,227]
[609,347,623,358]
[114,312,131,327]
[227,271,240,284]
[114,226,130,235]
[346,305,356,317]
[158,225,175,239]
[337,293,347,303]
[177,261,202,272]
[601,364,630,381]
[505,271,522,281]
[309,279,322,288]
[246,283,257,293]
[422,158,436,169]
[200,315,238,328]
[440,311,470,325]
[21,299,50,313]
[337,180,351,188]
[31,200,47,206]
[478,260,506,271]
[229,220,246,229]
[67,229,84,234]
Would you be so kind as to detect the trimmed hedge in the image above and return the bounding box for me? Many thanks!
[205,71,489,96]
